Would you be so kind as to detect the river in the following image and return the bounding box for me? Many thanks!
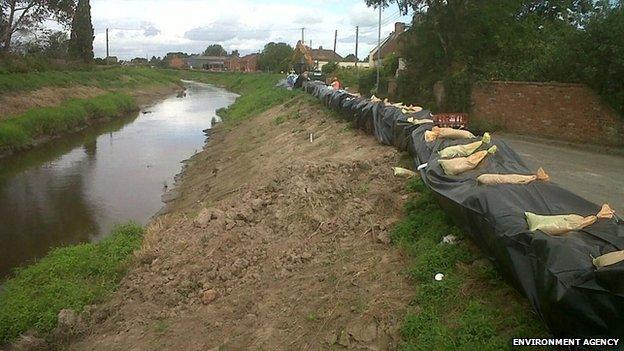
[0,81,237,278]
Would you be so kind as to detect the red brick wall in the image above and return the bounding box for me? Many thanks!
[471,81,624,146]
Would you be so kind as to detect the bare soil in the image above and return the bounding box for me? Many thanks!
[67,95,413,350]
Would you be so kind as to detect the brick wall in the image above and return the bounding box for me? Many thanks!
[471,81,624,146]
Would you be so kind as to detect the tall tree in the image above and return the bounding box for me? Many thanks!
[68,0,93,62]
[257,42,293,72]
[1,0,74,52]
[202,44,226,56]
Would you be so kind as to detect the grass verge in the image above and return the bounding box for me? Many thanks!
[179,71,300,125]
[0,67,179,93]
[0,92,137,152]
[0,223,144,344]
[393,177,549,350]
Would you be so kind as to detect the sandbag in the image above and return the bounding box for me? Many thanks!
[425,126,475,142]
[392,167,417,178]
[438,146,497,175]
[525,204,615,236]
[406,116,434,125]
[593,250,624,268]
[477,167,549,185]
[439,133,491,158]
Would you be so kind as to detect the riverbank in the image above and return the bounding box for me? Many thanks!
[1,73,546,349]
[0,68,181,158]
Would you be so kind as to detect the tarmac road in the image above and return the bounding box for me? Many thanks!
[498,133,624,212]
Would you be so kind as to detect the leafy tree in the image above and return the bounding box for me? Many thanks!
[230,49,239,57]
[321,61,339,74]
[1,0,74,52]
[343,54,358,62]
[203,44,226,56]
[257,42,293,72]
[68,0,93,62]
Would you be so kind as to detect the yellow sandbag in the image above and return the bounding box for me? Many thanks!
[438,146,497,175]
[593,250,624,268]
[392,167,417,178]
[425,126,475,142]
[477,167,550,185]
[407,117,434,125]
[438,133,491,158]
[526,204,615,236]
[371,95,382,102]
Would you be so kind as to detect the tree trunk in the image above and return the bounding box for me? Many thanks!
[2,0,16,52]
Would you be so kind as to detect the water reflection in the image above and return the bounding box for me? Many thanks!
[0,81,237,278]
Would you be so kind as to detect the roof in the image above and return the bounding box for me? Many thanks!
[185,55,227,65]
[311,47,343,62]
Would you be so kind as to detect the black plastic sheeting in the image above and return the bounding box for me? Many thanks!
[302,81,624,342]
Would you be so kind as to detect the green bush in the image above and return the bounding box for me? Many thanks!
[321,61,339,75]
[0,223,144,344]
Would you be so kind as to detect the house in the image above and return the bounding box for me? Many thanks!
[169,56,187,69]
[368,22,406,69]
[185,55,227,70]
[337,53,370,68]
[224,53,258,72]
[310,46,343,70]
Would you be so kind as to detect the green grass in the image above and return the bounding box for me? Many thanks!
[393,178,549,350]
[0,223,144,344]
[179,71,299,124]
[0,67,180,93]
[0,92,137,151]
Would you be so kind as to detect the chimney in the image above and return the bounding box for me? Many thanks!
[395,22,405,34]
[319,46,323,50]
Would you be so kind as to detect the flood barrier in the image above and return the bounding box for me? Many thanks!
[302,80,624,340]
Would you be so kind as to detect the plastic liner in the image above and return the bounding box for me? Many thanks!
[300,81,624,341]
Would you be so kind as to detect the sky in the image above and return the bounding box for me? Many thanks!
[85,0,411,60]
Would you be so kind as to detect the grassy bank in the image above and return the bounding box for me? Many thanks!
[0,223,143,344]
[0,92,137,153]
[393,178,548,350]
[180,71,299,124]
[0,67,179,93]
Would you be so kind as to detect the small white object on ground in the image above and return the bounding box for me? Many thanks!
[441,235,458,245]
[434,273,444,281]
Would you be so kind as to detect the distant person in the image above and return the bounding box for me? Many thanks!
[330,76,341,90]
[293,71,310,89]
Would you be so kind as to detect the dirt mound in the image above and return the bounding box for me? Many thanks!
[67,95,412,350]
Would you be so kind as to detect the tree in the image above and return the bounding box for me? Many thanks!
[203,44,226,56]
[68,0,93,62]
[343,54,358,62]
[1,0,74,52]
[257,42,293,72]
[230,49,239,57]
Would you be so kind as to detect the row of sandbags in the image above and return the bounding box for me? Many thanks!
[302,80,624,341]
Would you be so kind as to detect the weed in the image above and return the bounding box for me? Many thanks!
[393,178,548,350]
[0,223,144,344]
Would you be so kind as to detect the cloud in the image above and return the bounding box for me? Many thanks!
[143,25,161,37]
[183,18,270,42]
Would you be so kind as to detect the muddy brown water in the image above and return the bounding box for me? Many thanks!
[0,81,237,279]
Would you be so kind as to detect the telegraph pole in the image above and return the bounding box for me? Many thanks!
[355,26,359,68]
[376,6,381,92]
[105,28,109,64]
[333,29,337,61]
[301,27,305,43]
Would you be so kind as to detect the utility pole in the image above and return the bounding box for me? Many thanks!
[376,6,381,93]
[105,28,109,64]
[301,27,305,44]
[355,26,359,68]
[333,29,337,61]
[309,40,311,48]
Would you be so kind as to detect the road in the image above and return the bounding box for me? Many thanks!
[498,134,624,212]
